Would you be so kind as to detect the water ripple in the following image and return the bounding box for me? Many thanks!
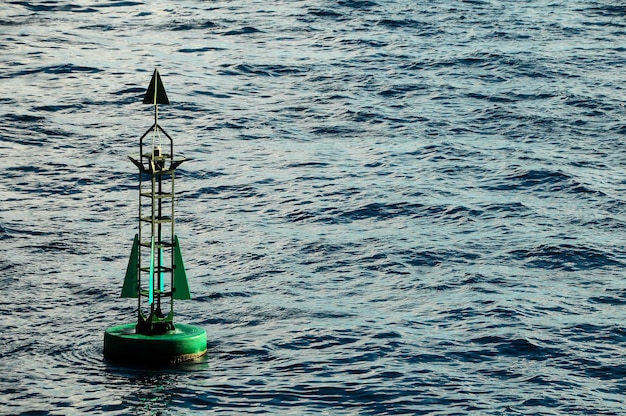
[1,0,625,414]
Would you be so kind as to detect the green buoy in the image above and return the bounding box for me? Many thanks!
[104,69,207,365]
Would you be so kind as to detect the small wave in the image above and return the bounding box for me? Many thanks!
[111,86,144,96]
[584,363,626,381]
[49,339,105,370]
[5,113,45,123]
[509,168,571,187]
[482,202,529,214]
[582,5,626,18]
[337,202,421,222]
[191,183,262,199]
[467,92,517,103]
[10,2,97,12]
[509,244,621,271]
[1,63,102,79]
[307,8,345,20]
[285,161,329,169]
[423,204,483,224]
[78,23,115,31]
[276,332,358,351]
[378,83,427,98]
[42,63,102,75]
[33,104,84,113]
[484,167,590,193]
[222,26,263,36]
[179,46,224,54]
[21,240,90,256]
[465,336,563,361]
[588,294,626,306]
[402,249,481,268]
[310,125,358,136]
[218,63,308,77]
[167,20,217,32]
[93,1,143,7]
[338,0,379,9]
[377,18,432,30]
[489,168,571,190]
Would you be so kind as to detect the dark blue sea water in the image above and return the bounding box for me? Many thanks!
[1,0,626,414]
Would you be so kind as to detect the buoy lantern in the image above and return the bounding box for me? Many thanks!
[104,69,207,365]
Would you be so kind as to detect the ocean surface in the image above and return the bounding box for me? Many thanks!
[1,0,626,414]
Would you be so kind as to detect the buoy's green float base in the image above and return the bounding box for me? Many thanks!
[104,323,207,365]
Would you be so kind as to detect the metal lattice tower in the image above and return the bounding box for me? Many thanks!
[104,68,206,365]
[121,69,190,335]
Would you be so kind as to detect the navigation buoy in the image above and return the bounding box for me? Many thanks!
[104,69,207,365]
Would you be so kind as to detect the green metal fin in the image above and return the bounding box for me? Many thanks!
[173,235,191,300]
[121,234,139,298]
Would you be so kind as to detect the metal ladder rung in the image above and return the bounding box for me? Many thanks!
[140,290,173,297]
[140,192,174,199]
[140,241,173,249]
[140,266,173,273]
[140,216,173,224]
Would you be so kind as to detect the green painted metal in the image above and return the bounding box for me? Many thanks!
[104,323,207,364]
[113,69,193,339]
[121,234,139,298]
[104,69,209,365]
[159,247,165,292]
[149,236,155,304]
[143,68,170,105]
[173,235,191,300]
